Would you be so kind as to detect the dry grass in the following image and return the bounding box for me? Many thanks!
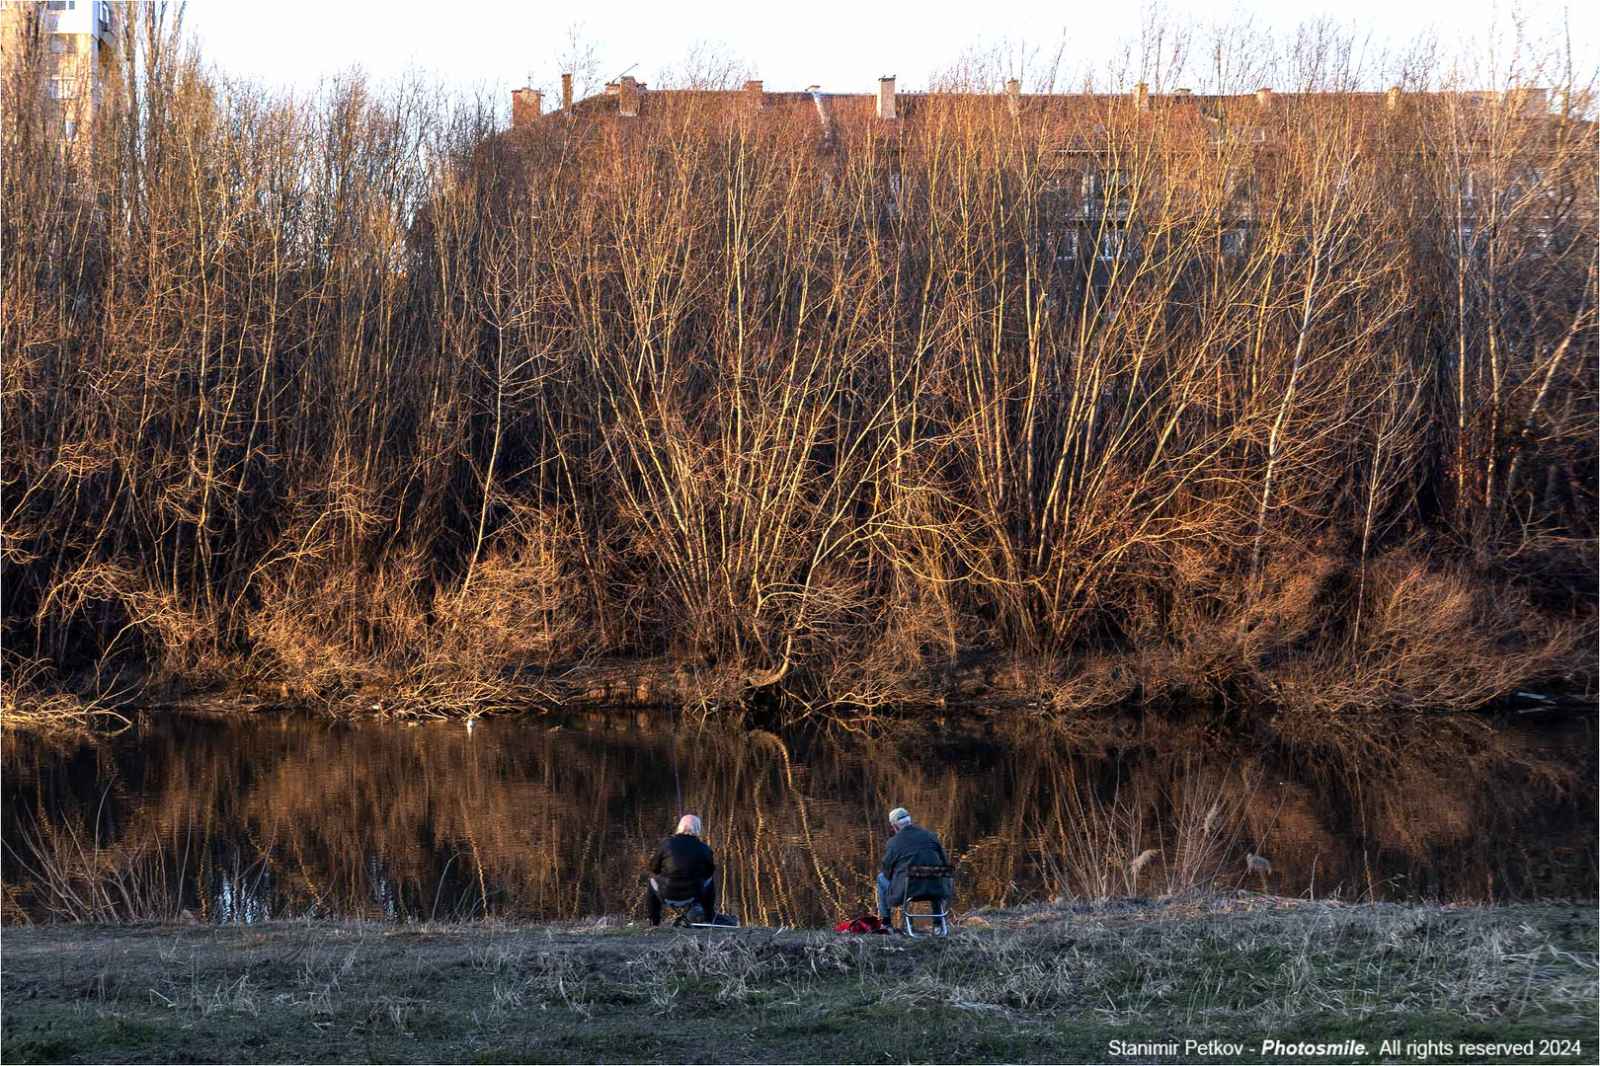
[1027,757,1263,901]
[0,808,195,924]
[1,900,1593,1062]
[0,654,134,733]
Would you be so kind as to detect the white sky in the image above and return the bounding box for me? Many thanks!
[184,0,1595,106]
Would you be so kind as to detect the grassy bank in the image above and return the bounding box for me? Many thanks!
[2,897,1594,1064]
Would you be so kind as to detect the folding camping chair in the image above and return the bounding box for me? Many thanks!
[900,864,955,937]
[650,878,739,929]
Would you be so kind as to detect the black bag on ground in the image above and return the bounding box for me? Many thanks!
[673,905,739,927]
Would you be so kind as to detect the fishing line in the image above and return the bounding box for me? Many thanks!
[668,700,684,814]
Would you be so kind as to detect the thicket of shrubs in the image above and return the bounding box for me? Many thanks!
[3,14,1595,733]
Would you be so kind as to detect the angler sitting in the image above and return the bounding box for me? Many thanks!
[876,806,953,931]
[646,813,717,927]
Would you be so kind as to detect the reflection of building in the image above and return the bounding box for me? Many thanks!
[2,0,122,149]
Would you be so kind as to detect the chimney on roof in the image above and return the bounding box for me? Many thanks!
[1256,87,1274,109]
[1005,78,1021,116]
[1133,82,1149,111]
[877,76,897,120]
[809,86,834,139]
[1386,85,1402,111]
[744,79,765,110]
[511,87,542,130]
[561,72,573,114]
[618,76,641,118]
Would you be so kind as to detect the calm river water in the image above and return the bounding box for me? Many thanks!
[2,711,1593,925]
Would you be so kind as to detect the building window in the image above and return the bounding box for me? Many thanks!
[1041,228,1080,263]
[1079,169,1102,209]
[47,1,75,10]
[48,77,76,100]
[1080,168,1134,220]
[1223,169,1255,221]
[63,119,78,141]
[50,37,69,53]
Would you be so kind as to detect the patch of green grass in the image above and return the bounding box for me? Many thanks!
[1,1034,81,1065]
[1,1012,172,1064]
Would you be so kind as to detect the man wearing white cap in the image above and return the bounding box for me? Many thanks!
[646,814,717,926]
[876,806,950,927]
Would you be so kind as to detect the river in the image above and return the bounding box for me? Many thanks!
[2,710,1593,925]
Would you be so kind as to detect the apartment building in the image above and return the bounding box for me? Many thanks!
[506,73,1583,268]
[2,0,122,150]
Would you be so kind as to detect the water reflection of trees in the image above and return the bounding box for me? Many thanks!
[2,715,1593,924]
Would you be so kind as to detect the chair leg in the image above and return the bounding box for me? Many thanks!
[902,901,950,938]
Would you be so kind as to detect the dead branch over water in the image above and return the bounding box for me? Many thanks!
[3,18,1595,734]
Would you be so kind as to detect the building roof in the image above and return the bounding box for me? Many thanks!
[504,77,1583,159]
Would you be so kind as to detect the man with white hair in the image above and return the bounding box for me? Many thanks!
[876,806,950,927]
[646,813,717,927]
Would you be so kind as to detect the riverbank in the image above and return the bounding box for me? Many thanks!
[3,896,1594,1064]
[6,650,1594,740]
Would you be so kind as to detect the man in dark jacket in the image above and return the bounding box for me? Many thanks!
[877,806,951,925]
[646,814,716,926]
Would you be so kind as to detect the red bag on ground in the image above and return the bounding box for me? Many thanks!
[834,913,889,934]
